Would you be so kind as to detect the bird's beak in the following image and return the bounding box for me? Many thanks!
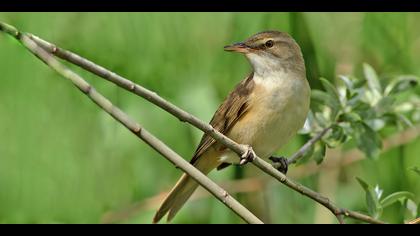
[224,42,250,53]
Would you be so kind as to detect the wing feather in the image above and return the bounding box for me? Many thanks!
[190,72,255,164]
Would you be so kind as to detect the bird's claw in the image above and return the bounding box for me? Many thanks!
[269,156,289,174]
[239,145,256,165]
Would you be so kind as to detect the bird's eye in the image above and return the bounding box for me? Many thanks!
[265,40,274,48]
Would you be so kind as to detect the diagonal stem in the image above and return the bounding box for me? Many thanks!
[287,125,333,165]
[0,21,386,224]
[0,23,263,224]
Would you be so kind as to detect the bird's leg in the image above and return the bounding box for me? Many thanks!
[239,145,256,165]
[269,156,288,174]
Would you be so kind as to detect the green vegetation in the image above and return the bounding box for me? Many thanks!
[0,13,419,224]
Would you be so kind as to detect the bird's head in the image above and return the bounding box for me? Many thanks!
[224,30,305,76]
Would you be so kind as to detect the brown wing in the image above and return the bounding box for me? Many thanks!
[190,72,255,165]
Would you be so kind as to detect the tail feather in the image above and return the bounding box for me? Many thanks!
[153,151,219,223]
[153,173,197,223]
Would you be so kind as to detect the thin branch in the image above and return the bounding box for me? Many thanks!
[0,22,262,224]
[26,32,248,156]
[407,217,420,224]
[287,125,333,165]
[0,22,386,224]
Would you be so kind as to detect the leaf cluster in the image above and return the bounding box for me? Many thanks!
[300,63,419,164]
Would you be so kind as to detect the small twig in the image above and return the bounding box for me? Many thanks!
[287,125,333,165]
[0,22,386,224]
[407,217,420,224]
[291,123,420,179]
[0,23,262,224]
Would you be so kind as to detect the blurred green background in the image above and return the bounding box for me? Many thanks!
[0,12,419,224]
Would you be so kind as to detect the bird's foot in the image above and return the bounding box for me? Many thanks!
[239,145,256,166]
[269,156,289,174]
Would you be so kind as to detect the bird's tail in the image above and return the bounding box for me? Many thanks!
[153,151,219,223]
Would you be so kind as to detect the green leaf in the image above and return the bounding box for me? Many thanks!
[295,142,315,166]
[313,142,326,165]
[363,63,382,93]
[323,125,345,148]
[299,112,315,134]
[380,113,398,125]
[374,185,383,200]
[380,191,415,208]
[397,114,413,128]
[339,76,355,100]
[395,102,415,113]
[320,77,341,105]
[352,121,382,159]
[311,89,340,115]
[314,112,329,128]
[356,177,370,190]
[346,89,364,108]
[339,75,354,90]
[338,122,353,137]
[406,199,418,218]
[375,96,396,116]
[365,118,386,131]
[353,78,367,88]
[338,112,362,123]
[350,99,376,120]
[311,89,332,104]
[356,177,382,218]
[385,76,418,95]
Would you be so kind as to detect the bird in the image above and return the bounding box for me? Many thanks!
[153,30,311,223]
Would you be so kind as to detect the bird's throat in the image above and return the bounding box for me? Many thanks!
[247,53,284,77]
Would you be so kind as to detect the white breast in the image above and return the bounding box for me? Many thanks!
[220,72,310,164]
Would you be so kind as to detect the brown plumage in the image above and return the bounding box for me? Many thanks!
[153,30,310,223]
[153,72,255,223]
[190,72,255,165]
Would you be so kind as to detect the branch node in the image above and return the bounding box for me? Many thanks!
[15,31,22,40]
[83,85,92,94]
[133,125,142,134]
[222,191,229,203]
